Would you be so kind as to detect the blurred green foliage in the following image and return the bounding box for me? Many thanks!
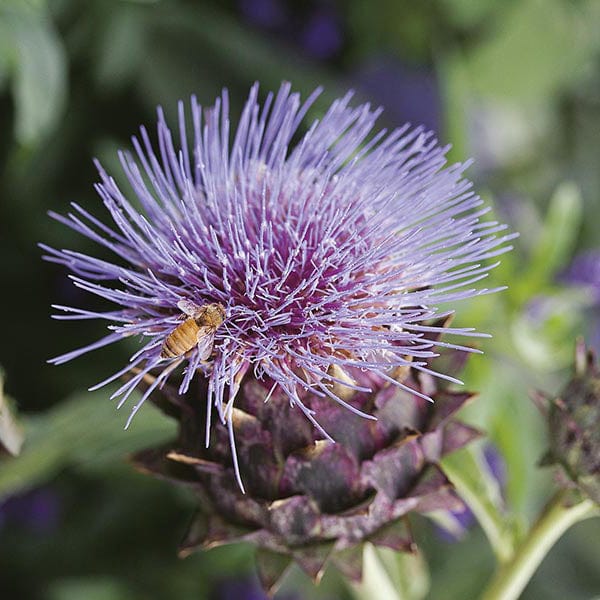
[1,0,599,599]
[0,389,176,496]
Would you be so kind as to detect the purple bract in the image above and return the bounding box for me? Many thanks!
[43,83,513,488]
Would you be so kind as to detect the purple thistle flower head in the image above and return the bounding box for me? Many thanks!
[43,83,514,489]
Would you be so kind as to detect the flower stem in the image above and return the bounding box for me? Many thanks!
[481,491,598,600]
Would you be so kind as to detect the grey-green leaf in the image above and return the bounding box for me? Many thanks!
[527,182,583,287]
[0,389,176,500]
[1,4,67,146]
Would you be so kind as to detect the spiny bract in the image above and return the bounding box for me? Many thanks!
[133,324,480,592]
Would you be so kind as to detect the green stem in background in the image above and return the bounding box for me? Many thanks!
[442,447,515,563]
[481,491,598,600]
[349,544,405,600]
[348,544,430,600]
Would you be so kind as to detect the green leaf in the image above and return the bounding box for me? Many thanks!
[349,544,405,600]
[510,290,588,372]
[438,0,503,28]
[47,577,138,600]
[437,48,471,164]
[93,6,147,90]
[464,0,594,102]
[0,372,24,457]
[0,389,176,500]
[459,358,550,517]
[441,445,515,563]
[348,544,429,600]
[526,182,583,289]
[489,389,548,518]
[379,547,430,600]
[139,4,342,118]
[1,4,67,146]
[0,19,11,89]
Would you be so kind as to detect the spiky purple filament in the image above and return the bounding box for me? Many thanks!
[43,83,515,489]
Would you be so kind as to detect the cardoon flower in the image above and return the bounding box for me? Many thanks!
[44,83,513,584]
[535,340,600,504]
[44,83,510,481]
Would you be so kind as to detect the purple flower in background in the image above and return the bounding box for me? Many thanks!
[237,1,343,62]
[43,83,513,487]
[212,577,300,600]
[238,0,287,29]
[354,57,441,135]
[212,578,270,600]
[436,502,475,543]
[561,250,600,351]
[0,487,61,534]
[300,8,343,60]
[561,250,600,302]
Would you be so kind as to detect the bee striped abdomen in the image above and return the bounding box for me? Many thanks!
[161,318,200,358]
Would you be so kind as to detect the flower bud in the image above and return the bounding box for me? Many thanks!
[534,340,600,504]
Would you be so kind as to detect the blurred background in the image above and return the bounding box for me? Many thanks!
[1,0,599,598]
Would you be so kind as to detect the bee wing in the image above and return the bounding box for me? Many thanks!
[177,299,202,317]
[196,326,216,361]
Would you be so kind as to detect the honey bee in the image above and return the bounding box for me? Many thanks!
[160,300,226,360]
